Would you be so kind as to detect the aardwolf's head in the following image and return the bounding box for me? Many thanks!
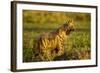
[63,19,75,34]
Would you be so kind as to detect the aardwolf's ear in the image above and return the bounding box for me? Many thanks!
[66,19,73,24]
[64,19,72,27]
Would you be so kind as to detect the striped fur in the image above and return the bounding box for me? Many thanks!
[32,20,75,61]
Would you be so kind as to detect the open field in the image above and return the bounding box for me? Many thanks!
[23,10,91,62]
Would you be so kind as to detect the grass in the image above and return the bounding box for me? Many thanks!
[23,10,91,62]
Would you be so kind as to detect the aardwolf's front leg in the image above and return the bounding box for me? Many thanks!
[56,43,64,56]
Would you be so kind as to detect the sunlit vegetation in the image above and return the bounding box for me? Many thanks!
[23,10,91,62]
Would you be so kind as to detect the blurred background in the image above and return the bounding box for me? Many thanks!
[23,10,91,62]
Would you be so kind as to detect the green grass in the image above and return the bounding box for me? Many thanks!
[23,10,91,62]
